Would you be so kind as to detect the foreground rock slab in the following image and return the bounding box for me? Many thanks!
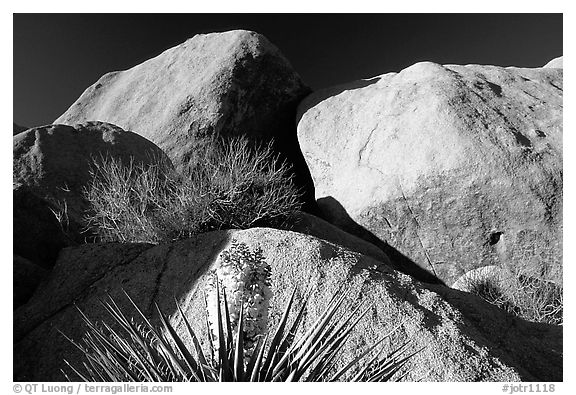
[14,228,561,381]
[297,60,563,285]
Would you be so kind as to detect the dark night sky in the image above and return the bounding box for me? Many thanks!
[13,14,562,128]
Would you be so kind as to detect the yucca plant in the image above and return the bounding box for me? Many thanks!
[61,284,417,382]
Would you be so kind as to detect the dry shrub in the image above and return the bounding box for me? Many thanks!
[84,137,302,243]
[460,264,562,325]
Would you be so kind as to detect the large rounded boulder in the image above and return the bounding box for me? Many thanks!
[54,30,313,203]
[297,60,563,285]
[14,228,561,382]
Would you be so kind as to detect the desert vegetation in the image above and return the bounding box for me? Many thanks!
[83,137,303,243]
[62,281,415,381]
[460,264,562,325]
[65,140,418,382]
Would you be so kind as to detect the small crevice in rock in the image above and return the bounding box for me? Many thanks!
[489,231,503,246]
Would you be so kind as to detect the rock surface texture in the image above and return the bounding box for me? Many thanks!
[297,60,563,285]
[13,121,169,238]
[14,228,561,381]
[54,30,311,171]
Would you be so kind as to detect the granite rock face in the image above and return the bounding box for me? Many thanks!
[297,60,563,285]
[55,30,314,205]
[14,228,561,382]
[54,30,311,183]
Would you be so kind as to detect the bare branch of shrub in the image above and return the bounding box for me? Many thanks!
[461,265,562,325]
[83,136,303,243]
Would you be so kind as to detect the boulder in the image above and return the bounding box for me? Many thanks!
[13,183,72,268]
[54,30,314,204]
[14,228,561,381]
[13,121,170,238]
[13,255,49,309]
[297,61,563,285]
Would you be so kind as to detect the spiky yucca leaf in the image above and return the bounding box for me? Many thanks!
[62,283,418,382]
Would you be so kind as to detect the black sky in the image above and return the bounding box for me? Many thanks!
[13,14,562,128]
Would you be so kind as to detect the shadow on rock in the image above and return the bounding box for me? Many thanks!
[297,77,381,123]
[317,196,445,286]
